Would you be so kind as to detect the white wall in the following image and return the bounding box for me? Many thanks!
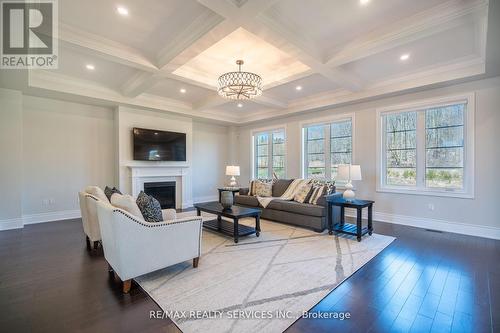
[192,121,229,202]
[0,89,23,229]
[235,77,500,237]
[115,106,193,197]
[22,96,115,217]
[0,93,230,230]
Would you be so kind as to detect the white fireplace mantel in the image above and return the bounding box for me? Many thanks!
[127,165,192,209]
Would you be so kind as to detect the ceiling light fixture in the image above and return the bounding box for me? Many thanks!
[116,6,129,16]
[295,85,302,91]
[237,103,243,108]
[400,53,410,61]
[217,60,263,100]
[180,88,186,94]
[360,0,370,5]
[85,64,95,70]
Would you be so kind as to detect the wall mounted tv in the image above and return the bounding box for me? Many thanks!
[133,128,186,161]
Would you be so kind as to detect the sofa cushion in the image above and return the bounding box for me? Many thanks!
[272,179,294,197]
[136,191,163,222]
[267,200,325,217]
[104,186,122,202]
[84,186,108,202]
[234,195,259,207]
[111,193,143,218]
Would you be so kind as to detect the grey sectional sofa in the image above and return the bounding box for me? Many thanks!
[235,179,341,232]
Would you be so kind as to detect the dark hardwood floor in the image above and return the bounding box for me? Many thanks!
[1,218,498,332]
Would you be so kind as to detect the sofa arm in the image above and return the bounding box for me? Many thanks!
[239,187,250,195]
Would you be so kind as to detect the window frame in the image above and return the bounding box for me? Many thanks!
[300,113,355,185]
[376,93,475,198]
[251,126,287,180]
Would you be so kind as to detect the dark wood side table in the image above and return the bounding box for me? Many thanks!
[217,187,240,203]
[326,196,374,242]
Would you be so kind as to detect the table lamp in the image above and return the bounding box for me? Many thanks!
[337,164,362,201]
[225,165,240,187]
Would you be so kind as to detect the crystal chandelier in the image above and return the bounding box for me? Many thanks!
[217,60,263,100]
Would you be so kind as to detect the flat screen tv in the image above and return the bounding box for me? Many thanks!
[133,128,186,161]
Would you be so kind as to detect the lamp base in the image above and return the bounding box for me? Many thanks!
[343,182,355,201]
[228,176,238,187]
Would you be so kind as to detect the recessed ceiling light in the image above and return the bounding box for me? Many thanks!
[237,103,243,108]
[360,0,370,5]
[295,86,302,91]
[85,64,95,71]
[180,88,186,94]
[116,6,129,16]
[400,53,410,61]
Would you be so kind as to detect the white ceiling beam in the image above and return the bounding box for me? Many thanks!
[253,94,287,109]
[194,94,228,111]
[247,15,363,92]
[59,23,157,72]
[325,0,489,68]
[121,72,163,98]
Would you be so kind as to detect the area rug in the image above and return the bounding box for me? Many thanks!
[136,212,395,333]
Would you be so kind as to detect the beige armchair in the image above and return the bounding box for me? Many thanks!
[78,186,108,250]
[96,201,203,293]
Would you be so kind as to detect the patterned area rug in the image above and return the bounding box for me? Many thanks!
[136,212,395,333]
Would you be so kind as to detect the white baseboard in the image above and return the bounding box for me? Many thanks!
[344,209,500,240]
[23,209,81,225]
[193,195,219,204]
[0,217,24,231]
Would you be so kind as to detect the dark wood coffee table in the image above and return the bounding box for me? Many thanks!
[194,202,261,243]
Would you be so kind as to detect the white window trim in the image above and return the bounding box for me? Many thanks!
[251,124,287,180]
[376,93,475,199]
[299,113,356,186]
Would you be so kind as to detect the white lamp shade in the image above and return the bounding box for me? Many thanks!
[337,164,362,181]
[225,165,240,176]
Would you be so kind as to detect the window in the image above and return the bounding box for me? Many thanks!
[377,95,474,197]
[303,117,353,180]
[253,129,286,179]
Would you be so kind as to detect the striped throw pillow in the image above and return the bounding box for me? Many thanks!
[308,185,326,205]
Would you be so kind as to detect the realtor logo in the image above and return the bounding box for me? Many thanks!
[1,0,58,68]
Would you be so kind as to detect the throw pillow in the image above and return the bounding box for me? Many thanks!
[309,179,335,195]
[136,191,163,222]
[254,181,273,197]
[249,179,274,196]
[308,185,326,205]
[110,193,143,218]
[104,186,122,202]
[84,186,108,202]
[294,183,312,203]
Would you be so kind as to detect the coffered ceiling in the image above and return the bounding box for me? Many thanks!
[1,0,494,124]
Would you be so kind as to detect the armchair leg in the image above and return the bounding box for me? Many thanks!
[123,279,132,294]
[193,257,200,268]
[85,236,91,251]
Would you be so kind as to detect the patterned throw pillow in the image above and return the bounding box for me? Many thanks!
[249,179,274,196]
[308,185,327,205]
[136,191,163,222]
[254,181,273,197]
[294,183,312,203]
[104,186,122,202]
